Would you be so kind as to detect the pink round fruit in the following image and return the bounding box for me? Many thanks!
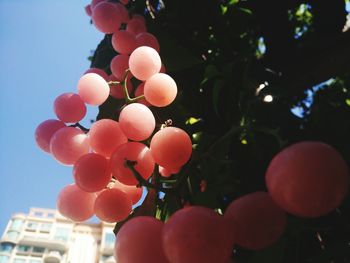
[108,74,133,100]
[35,119,66,153]
[134,83,151,106]
[129,46,161,81]
[119,103,155,141]
[73,153,112,192]
[113,180,143,205]
[150,127,192,169]
[77,73,110,106]
[110,55,130,80]
[127,18,147,35]
[136,32,160,53]
[266,141,350,217]
[159,166,174,178]
[115,217,170,263]
[224,192,286,250]
[144,73,177,107]
[92,2,121,33]
[114,2,130,23]
[162,206,233,263]
[54,93,86,123]
[94,188,132,223]
[84,68,108,81]
[57,184,96,222]
[110,142,155,185]
[90,0,106,9]
[112,30,137,55]
[85,4,92,16]
[119,0,129,5]
[88,119,128,158]
[50,127,90,165]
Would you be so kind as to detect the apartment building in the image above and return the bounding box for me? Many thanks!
[0,208,116,263]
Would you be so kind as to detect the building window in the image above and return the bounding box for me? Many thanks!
[32,247,45,254]
[26,221,39,232]
[104,233,115,247]
[53,227,70,242]
[9,219,23,231]
[13,259,26,263]
[5,230,19,240]
[47,213,55,218]
[101,254,110,261]
[0,243,14,253]
[0,255,9,263]
[29,259,42,263]
[17,245,31,253]
[39,223,52,233]
[33,211,43,217]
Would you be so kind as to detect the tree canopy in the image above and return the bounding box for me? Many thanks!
[82,0,350,262]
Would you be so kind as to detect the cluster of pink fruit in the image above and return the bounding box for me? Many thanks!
[113,141,350,263]
[34,1,350,262]
[86,0,166,102]
[34,0,191,225]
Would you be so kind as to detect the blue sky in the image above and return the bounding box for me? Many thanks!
[0,0,103,232]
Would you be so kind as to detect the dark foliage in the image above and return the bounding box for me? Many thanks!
[91,0,350,262]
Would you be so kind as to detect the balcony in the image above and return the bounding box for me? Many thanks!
[43,251,61,263]
[0,231,20,244]
[18,236,68,251]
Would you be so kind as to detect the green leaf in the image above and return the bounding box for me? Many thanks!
[157,33,203,72]
[345,98,350,106]
[238,7,253,15]
[192,132,202,143]
[213,79,225,116]
[201,64,221,86]
[220,5,228,15]
[186,117,201,125]
[228,0,239,5]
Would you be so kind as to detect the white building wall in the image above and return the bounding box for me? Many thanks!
[0,208,116,263]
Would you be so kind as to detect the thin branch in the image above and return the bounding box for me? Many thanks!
[69,122,90,133]
[125,160,175,194]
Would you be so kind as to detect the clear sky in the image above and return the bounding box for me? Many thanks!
[0,0,104,233]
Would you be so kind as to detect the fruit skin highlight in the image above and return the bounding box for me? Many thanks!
[119,103,156,141]
[77,73,109,106]
[150,127,192,169]
[129,46,161,81]
[144,73,177,107]
[266,141,350,218]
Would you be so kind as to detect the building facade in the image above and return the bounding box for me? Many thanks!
[0,208,116,263]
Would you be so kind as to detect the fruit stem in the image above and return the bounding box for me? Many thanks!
[107,80,121,85]
[69,122,89,133]
[121,69,146,104]
[186,177,194,198]
[125,160,174,194]
[129,94,145,103]
[122,69,133,104]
